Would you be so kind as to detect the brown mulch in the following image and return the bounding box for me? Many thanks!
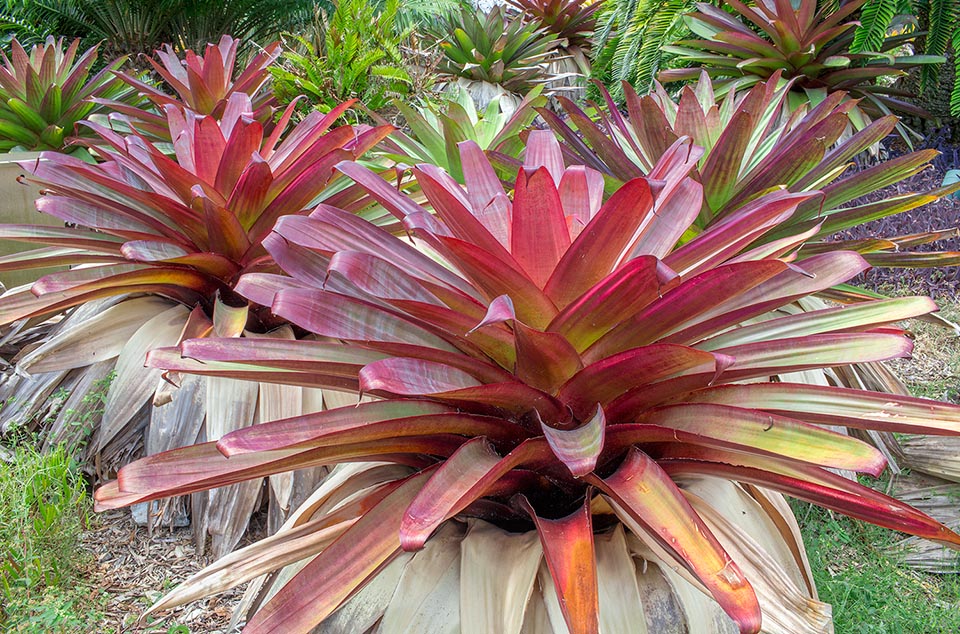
[80,510,254,633]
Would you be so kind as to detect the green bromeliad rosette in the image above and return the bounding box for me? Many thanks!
[96,132,960,633]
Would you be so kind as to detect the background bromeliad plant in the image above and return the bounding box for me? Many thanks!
[0,36,144,153]
[542,72,960,279]
[0,45,391,554]
[372,85,546,181]
[102,35,283,140]
[431,5,562,112]
[657,0,946,135]
[93,131,960,633]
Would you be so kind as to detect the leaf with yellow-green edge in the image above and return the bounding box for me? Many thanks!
[519,495,600,634]
[604,332,914,419]
[656,451,960,549]
[590,448,762,634]
[548,256,678,351]
[809,183,960,238]
[660,251,871,345]
[862,251,960,268]
[584,260,789,362]
[792,115,898,191]
[242,470,435,634]
[664,190,815,277]
[400,438,550,550]
[559,344,720,419]
[0,272,207,326]
[272,288,458,352]
[714,332,913,374]
[541,406,605,477]
[674,382,960,435]
[628,403,886,474]
[812,149,939,214]
[697,296,937,350]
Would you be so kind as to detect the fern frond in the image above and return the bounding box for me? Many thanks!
[921,0,959,93]
[851,0,898,53]
[951,21,960,115]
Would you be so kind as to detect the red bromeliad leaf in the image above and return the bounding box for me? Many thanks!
[400,438,551,549]
[512,166,571,287]
[631,403,886,474]
[674,383,960,435]
[358,358,483,395]
[558,344,720,418]
[97,438,458,510]
[271,289,458,352]
[545,178,655,307]
[547,256,678,351]
[657,451,960,548]
[584,260,790,362]
[520,495,600,634]
[592,448,762,633]
[541,406,606,477]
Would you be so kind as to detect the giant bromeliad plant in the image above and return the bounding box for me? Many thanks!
[95,132,960,633]
[0,94,390,555]
[542,72,960,277]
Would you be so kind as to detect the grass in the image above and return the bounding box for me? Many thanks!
[795,498,960,633]
[0,441,109,632]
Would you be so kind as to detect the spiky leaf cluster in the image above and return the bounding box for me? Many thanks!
[542,72,960,274]
[0,36,143,152]
[508,0,604,50]
[433,6,561,93]
[658,0,945,121]
[0,97,390,327]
